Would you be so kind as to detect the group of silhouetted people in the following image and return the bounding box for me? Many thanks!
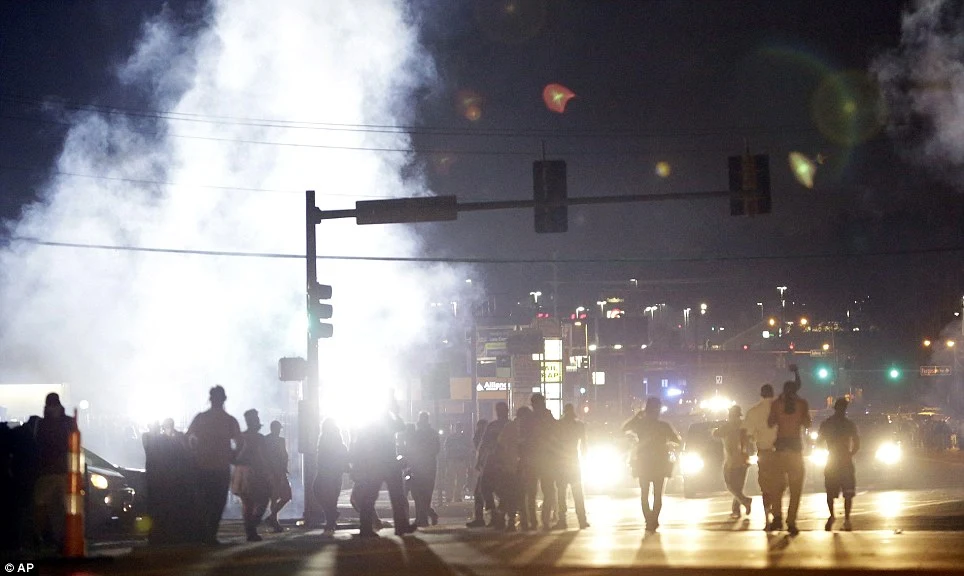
[464,394,590,532]
[143,385,291,544]
[0,393,75,553]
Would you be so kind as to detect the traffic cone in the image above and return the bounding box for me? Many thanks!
[64,408,86,558]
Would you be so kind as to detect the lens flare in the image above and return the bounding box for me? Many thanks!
[788,151,817,188]
[812,70,886,146]
[542,83,576,114]
[474,0,547,45]
[456,89,484,122]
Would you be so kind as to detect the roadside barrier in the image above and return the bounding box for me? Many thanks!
[64,408,86,557]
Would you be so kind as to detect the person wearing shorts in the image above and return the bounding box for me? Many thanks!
[818,397,860,531]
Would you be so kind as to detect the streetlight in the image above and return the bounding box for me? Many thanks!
[597,300,606,316]
[700,303,707,315]
[777,286,788,337]
[822,343,831,351]
[799,318,809,327]
[757,302,764,319]
[923,339,932,347]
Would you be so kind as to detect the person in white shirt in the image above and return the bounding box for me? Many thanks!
[742,382,782,531]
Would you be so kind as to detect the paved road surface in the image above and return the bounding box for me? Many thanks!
[9,450,964,575]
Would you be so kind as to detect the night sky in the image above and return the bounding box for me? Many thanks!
[1,0,962,338]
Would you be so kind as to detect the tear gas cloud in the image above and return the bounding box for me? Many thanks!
[0,1,468,437]
[872,0,964,185]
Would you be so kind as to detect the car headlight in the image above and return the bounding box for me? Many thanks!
[581,444,623,489]
[808,448,829,467]
[90,473,110,490]
[875,442,901,465]
[680,452,704,475]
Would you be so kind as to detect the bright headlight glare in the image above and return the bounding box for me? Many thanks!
[809,448,829,467]
[748,454,759,466]
[90,473,110,490]
[875,442,901,465]
[581,444,622,488]
[680,452,704,475]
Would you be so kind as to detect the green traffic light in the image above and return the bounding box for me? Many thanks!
[888,367,901,380]
[817,367,830,380]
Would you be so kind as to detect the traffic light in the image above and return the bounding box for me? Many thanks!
[729,152,771,216]
[533,160,567,233]
[815,365,832,382]
[887,367,901,381]
[307,281,333,339]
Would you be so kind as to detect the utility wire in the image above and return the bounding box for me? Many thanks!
[0,92,820,140]
[0,164,395,199]
[8,237,963,264]
[0,112,782,157]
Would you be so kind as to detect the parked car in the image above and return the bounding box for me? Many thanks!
[84,448,144,537]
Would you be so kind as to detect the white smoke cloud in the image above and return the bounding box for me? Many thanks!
[872,0,964,183]
[0,0,468,449]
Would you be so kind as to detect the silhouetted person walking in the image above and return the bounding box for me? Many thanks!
[264,420,291,533]
[443,422,473,503]
[475,402,511,529]
[819,398,860,531]
[314,418,349,536]
[350,394,417,538]
[33,393,74,551]
[187,385,241,545]
[408,412,441,527]
[466,418,490,528]
[529,393,559,531]
[142,417,192,544]
[714,405,752,518]
[232,409,271,542]
[743,384,780,530]
[624,397,680,532]
[555,403,589,530]
[768,365,808,536]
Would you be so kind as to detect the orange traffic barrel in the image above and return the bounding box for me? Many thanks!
[64,408,86,558]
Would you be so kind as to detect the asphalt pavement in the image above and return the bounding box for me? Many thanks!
[7,449,964,576]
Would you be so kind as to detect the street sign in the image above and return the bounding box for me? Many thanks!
[540,361,563,383]
[920,365,953,377]
[715,375,723,385]
[809,350,828,357]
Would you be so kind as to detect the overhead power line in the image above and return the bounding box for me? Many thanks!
[7,237,963,264]
[0,92,820,140]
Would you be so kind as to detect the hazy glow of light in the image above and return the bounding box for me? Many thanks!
[679,452,704,475]
[788,151,817,188]
[875,441,902,465]
[823,343,831,351]
[818,368,830,379]
[582,443,623,489]
[666,387,682,397]
[923,339,932,347]
[875,490,904,518]
[457,89,484,121]
[809,447,829,467]
[542,83,576,113]
[655,161,672,178]
[699,396,734,413]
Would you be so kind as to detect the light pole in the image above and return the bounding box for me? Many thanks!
[530,291,542,305]
[777,286,788,338]
[683,308,692,349]
[757,302,764,320]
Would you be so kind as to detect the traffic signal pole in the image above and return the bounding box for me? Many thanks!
[303,190,321,526]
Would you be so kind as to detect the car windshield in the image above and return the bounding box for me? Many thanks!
[84,449,117,471]
[684,421,725,450]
